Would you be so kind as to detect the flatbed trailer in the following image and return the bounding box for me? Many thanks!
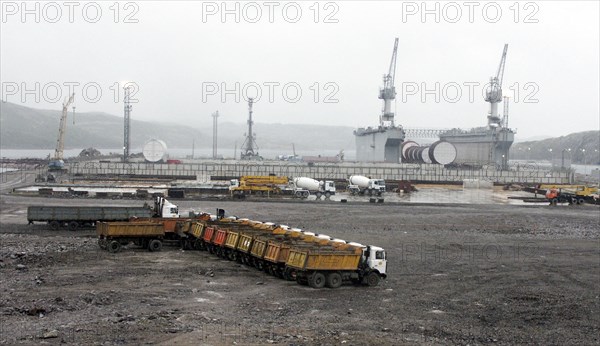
[28,205,153,231]
[97,222,165,253]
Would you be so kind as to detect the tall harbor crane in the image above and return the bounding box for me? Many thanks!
[49,93,75,170]
[485,44,508,128]
[240,98,260,160]
[378,37,399,128]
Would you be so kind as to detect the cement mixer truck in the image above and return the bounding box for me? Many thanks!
[347,175,386,196]
[292,177,336,199]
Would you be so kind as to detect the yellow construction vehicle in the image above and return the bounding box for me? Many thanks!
[537,185,598,197]
[539,185,599,205]
[229,175,289,198]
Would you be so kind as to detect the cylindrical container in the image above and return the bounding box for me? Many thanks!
[142,139,168,163]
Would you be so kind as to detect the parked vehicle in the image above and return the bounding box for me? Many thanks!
[292,177,336,199]
[97,221,165,253]
[347,175,386,196]
[27,197,179,231]
[175,217,387,288]
[229,175,289,198]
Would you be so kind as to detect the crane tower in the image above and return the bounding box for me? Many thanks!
[485,44,508,128]
[240,98,260,160]
[354,38,405,163]
[379,38,399,127]
[49,93,75,170]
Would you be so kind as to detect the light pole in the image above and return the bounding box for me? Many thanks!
[581,149,586,175]
[527,147,531,161]
[548,148,553,169]
[561,148,571,170]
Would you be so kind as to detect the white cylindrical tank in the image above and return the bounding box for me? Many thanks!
[421,146,432,164]
[293,177,321,191]
[401,141,419,161]
[429,141,457,165]
[142,139,168,163]
[348,175,370,188]
[405,146,420,163]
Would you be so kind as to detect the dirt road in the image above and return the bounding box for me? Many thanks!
[0,196,598,345]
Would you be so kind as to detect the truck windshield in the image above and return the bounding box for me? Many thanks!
[376,251,385,260]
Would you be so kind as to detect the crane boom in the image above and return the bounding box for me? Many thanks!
[54,93,75,160]
[485,44,508,128]
[496,44,508,88]
[379,38,399,127]
[388,38,399,89]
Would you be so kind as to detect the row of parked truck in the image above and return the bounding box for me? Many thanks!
[27,196,388,288]
[96,214,387,289]
[229,175,386,199]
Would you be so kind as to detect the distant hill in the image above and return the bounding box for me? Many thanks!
[3,102,596,164]
[0,102,355,152]
[511,131,600,164]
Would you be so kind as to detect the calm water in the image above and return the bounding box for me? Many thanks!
[0,148,350,160]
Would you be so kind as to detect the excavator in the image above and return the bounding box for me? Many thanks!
[48,93,75,170]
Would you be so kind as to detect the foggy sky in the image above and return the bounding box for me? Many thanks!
[1,1,599,140]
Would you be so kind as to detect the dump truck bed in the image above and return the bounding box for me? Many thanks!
[27,206,152,222]
[97,222,165,237]
[286,248,362,271]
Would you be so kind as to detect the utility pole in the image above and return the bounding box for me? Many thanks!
[212,111,219,159]
[123,86,133,162]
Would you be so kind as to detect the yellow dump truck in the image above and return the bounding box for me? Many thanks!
[229,175,289,198]
[97,222,165,253]
[286,244,387,288]
[179,216,389,289]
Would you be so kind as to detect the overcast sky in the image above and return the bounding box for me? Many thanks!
[1,1,598,140]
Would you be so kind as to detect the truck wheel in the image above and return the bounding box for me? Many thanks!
[577,198,585,205]
[108,241,121,253]
[296,276,308,285]
[324,192,331,199]
[315,192,322,199]
[365,272,380,287]
[49,221,60,231]
[309,272,326,288]
[326,272,342,288]
[148,239,162,252]
[284,268,296,281]
[68,221,80,231]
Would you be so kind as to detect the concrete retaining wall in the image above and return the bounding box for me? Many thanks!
[69,161,573,184]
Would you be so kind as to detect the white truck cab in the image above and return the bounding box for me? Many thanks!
[324,181,336,193]
[229,179,240,190]
[154,197,180,218]
[369,179,386,193]
[366,245,387,276]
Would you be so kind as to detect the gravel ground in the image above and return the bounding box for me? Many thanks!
[0,195,598,345]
